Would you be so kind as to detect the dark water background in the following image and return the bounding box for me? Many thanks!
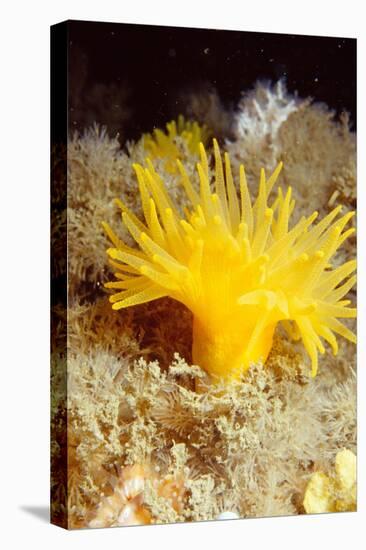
[67,20,356,140]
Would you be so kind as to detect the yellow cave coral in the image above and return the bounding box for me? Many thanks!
[143,115,210,173]
[103,139,356,381]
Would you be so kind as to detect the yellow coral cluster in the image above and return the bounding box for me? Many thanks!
[104,139,356,380]
[143,115,209,173]
[303,449,356,513]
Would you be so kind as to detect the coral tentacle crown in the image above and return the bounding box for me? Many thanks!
[104,139,356,380]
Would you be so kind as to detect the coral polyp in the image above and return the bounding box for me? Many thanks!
[143,115,210,173]
[104,139,356,380]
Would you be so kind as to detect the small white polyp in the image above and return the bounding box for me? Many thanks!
[217,511,240,520]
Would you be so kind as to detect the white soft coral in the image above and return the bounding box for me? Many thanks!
[230,81,305,167]
[235,80,302,140]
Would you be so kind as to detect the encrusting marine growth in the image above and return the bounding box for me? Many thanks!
[303,449,356,513]
[103,139,356,381]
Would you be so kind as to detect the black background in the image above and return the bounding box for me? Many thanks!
[68,20,356,140]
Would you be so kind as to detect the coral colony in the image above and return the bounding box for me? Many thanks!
[104,139,356,380]
[55,81,357,528]
[143,115,210,173]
